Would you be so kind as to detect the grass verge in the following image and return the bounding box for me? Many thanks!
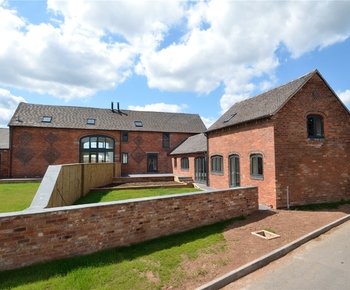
[0,182,39,213]
[0,216,244,290]
[75,187,201,204]
[291,199,350,211]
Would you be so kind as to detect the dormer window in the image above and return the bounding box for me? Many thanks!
[42,116,52,123]
[87,118,96,125]
[307,114,324,138]
[134,120,143,127]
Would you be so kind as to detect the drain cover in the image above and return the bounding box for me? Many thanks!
[251,230,280,240]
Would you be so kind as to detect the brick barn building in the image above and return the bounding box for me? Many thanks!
[7,103,206,178]
[0,128,10,178]
[206,70,350,208]
[170,133,207,184]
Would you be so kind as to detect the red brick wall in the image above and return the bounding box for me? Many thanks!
[172,153,206,180]
[120,131,192,175]
[10,127,121,178]
[0,187,258,271]
[273,73,350,207]
[10,127,192,177]
[0,149,10,178]
[207,121,277,208]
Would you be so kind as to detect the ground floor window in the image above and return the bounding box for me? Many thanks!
[121,152,128,164]
[250,153,263,179]
[181,157,189,170]
[80,135,114,163]
[211,155,223,174]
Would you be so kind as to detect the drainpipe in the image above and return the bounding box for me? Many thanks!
[9,126,13,178]
[204,132,209,187]
[286,186,290,209]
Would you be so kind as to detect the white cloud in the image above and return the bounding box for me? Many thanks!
[200,116,216,129]
[0,4,135,100]
[337,90,350,106]
[128,102,187,113]
[136,0,350,112]
[0,88,26,126]
[1,0,350,114]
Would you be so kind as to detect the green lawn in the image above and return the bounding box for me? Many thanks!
[0,182,39,213]
[75,187,201,205]
[0,216,244,290]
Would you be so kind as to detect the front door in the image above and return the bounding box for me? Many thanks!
[194,156,207,183]
[229,155,240,187]
[147,153,158,173]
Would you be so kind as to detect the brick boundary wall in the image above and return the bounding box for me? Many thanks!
[0,187,258,271]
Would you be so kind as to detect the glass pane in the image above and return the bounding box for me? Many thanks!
[122,153,128,164]
[82,137,90,149]
[90,137,97,149]
[98,137,105,149]
[106,152,114,163]
[98,152,105,163]
[315,118,322,136]
[106,138,114,149]
[90,153,97,163]
[82,153,90,163]
[258,157,263,175]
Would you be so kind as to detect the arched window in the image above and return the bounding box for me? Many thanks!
[307,114,324,138]
[211,155,223,173]
[250,153,263,178]
[181,157,189,170]
[80,135,114,163]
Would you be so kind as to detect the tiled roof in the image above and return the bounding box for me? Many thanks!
[0,128,9,149]
[208,70,317,132]
[9,103,206,133]
[170,133,207,155]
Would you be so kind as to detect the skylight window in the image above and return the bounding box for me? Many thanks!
[42,116,52,123]
[223,113,237,123]
[134,120,143,127]
[87,118,96,125]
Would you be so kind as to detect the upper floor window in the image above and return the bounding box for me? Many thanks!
[307,114,324,138]
[250,153,263,179]
[211,155,223,173]
[86,118,96,125]
[80,135,114,163]
[163,132,170,149]
[134,120,143,127]
[42,116,52,123]
[181,157,189,170]
[121,131,128,142]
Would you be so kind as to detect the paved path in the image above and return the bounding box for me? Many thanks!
[225,220,350,290]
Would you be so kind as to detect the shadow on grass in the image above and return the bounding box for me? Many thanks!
[0,216,245,289]
[74,190,113,204]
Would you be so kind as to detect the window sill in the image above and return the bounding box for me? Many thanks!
[181,168,189,171]
[211,171,224,176]
[307,137,324,141]
[250,175,264,181]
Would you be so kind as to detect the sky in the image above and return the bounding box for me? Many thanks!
[0,0,350,128]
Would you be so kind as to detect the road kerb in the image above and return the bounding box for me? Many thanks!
[197,214,350,290]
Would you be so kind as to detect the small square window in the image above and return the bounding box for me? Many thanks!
[134,120,143,127]
[42,116,52,123]
[87,118,96,125]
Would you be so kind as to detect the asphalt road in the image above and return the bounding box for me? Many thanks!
[225,220,350,290]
